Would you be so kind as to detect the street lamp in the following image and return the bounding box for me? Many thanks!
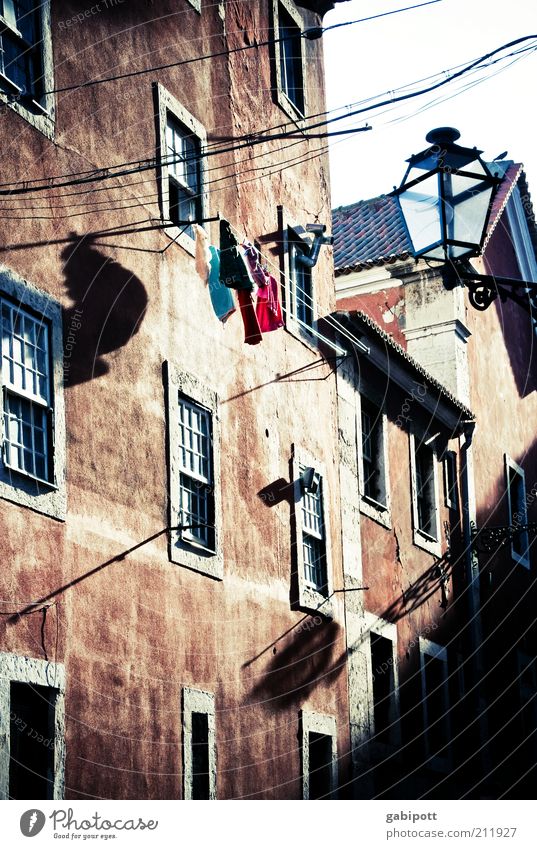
[395,128,537,320]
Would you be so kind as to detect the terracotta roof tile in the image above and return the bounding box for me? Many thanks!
[332,196,411,274]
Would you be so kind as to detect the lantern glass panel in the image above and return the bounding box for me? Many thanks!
[399,172,441,254]
[452,183,494,248]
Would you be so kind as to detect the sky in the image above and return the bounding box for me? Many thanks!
[323,0,537,208]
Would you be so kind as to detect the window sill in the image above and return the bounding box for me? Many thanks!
[297,582,333,619]
[511,546,530,569]
[360,496,392,529]
[276,89,306,126]
[3,462,57,491]
[413,529,441,557]
[169,533,223,580]
[284,317,319,353]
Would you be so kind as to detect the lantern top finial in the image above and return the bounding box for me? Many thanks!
[425,127,461,145]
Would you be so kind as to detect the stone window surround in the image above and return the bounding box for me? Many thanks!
[0,265,66,521]
[165,362,223,580]
[291,445,333,618]
[271,0,307,123]
[0,652,66,800]
[409,429,441,557]
[364,613,401,750]
[300,709,337,800]
[356,389,392,529]
[419,637,452,772]
[182,686,216,800]
[505,453,530,569]
[0,0,55,139]
[154,82,208,257]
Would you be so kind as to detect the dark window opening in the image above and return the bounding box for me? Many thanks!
[370,633,394,743]
[0,1,44,104]
[308,731,332,799]
[361,399,387,507]
[9,681,56,800]
[191,711,210,800]
[415,443,437,538]
[423,655,448,755]
[166,115,202,239]
[278,4,304,114]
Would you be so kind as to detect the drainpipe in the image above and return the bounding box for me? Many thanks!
[460,421,491,787]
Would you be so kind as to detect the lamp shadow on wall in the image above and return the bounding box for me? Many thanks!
[245,618,342,710]
[61,232,148,386]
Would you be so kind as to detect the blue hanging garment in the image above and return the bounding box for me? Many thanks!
[208,246,236,323]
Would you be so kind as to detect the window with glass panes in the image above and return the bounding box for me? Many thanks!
[178,396,214,550]
[278,3,304,115]
[361,399,387,506]
[166,116,202,238]
[0,1,43,100]
[300,465,327,593]
[415,442,437,538]
[1,299,51,483]
[289,233,313,330]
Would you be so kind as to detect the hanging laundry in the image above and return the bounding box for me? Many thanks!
[207,246,236,324]
[193,224,211,283]
[237,289,262,345]
[219,219,255,290]
[242,241,284,333]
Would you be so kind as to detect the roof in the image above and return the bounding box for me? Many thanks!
[333,161,533,274]
[332,195,411,274]
[336,309,475,421]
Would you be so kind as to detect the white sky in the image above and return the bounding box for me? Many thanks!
[323,0,537,208]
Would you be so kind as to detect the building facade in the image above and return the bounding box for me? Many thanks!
[333,155,537,798]
[0,0,353,800]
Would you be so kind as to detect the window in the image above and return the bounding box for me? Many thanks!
[410,432,440,555]
[290,239,313,329]
[292,449,333,615]
[166,364,223,579]
[300,710,337,800]
[0,1,54,136]
[182,687,216,800]
[178,397,214,550]
[0,270,66,520]
[505,454,530,568]
[0,652,66,800]
[166,116,202,239]
[155,83,207,255]
[443,449,458,511]
[358,395,390,526]
[273,0,305,118]
[1,299,51,483]
[300,464,327,593]
[419,638,451,769]
[370,633,395,744]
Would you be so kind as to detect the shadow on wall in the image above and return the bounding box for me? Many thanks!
[247,619,342,710]
[61,232,148,386]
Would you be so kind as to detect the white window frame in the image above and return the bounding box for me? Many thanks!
[182,686,216,800]
[365,613,400,751]
[166,363,223,580]
[0,0,55,138]
[443,449,458,511]
[300,709,337,800]
[410,431,441,557]
[419,638,452,772]
[505,454,530,569]
[0,652,66,800]
[0,266,66,520]
[291,446,333,617]
[271,0,306,121]
[357,392,391,528]
[185,0,201,12]
[154,83,208,257]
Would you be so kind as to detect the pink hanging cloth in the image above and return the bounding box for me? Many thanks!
[242,242,284,333]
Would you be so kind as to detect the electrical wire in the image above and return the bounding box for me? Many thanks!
[40,1,445,97]
[1,33,534,202]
